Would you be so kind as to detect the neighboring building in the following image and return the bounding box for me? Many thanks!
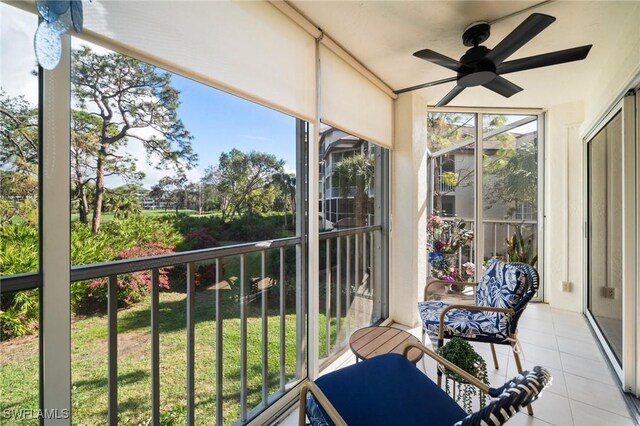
[319,127,375,228]
[429,121,539,259]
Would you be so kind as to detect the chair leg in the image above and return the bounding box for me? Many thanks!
[490,343,500,370]
[512,345,534,416]
[421,329,428,374]
[436,338,444,387]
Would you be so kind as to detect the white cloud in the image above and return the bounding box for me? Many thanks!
[106,134,202,189]
[1,5,39,103]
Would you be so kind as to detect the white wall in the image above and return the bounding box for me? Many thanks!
[582,3,640,135]
[390,92,428,326]
[545,101,584,312]
[544,3,640,313]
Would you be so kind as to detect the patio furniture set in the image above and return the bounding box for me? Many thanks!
[299,258,548,425]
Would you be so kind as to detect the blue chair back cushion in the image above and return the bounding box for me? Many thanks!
[306,353,466,426]
[475,259,527,334]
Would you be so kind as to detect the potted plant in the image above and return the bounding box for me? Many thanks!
[505,225,538,267]
[427,213,474,291]
[436,337,489,413]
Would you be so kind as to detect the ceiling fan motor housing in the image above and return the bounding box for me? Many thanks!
[458,45,497,87]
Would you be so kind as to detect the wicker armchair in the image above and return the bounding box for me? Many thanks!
[418,258,540,414]
[299,342,551,426]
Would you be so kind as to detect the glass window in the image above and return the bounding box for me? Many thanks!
[318,125,389,366]
[482,114,539,263]
[0,4,40,423]
[427,112,541,286]
[69,39,305,424]
[427,112,476,281]
[0,4,39,276]
[588,112,623,364]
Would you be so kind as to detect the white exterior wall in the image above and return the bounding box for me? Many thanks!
[390,92,428,326]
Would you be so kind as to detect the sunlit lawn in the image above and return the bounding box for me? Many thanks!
[0,288,343,425]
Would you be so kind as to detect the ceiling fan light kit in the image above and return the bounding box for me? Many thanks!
[396,13,593,106]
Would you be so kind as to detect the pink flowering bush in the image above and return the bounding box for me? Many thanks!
[82,241,175,310]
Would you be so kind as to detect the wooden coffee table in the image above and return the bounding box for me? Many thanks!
[349,326,424,364]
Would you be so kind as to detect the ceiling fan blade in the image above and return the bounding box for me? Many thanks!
[413,49,467,72]
[436,85,465,106]
[486,13,556,65]
[497,45,592,75]
[482,76,523,98]
[394,76,458,95]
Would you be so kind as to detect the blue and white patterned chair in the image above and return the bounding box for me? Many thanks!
[299,342,551,426]
[418,258,540,414]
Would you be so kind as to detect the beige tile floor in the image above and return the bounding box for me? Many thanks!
[276,303,636,426]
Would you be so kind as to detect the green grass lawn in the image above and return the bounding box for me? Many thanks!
[0,289,342,425]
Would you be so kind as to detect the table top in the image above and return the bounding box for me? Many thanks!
[349,326,424,364]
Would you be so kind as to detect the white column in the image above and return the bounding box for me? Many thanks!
[389,92,428,327]
[42,35,71,424]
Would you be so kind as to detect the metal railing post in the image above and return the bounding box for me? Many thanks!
[186,263,195,425]
[108,275,118,425]
[151,269,160,426]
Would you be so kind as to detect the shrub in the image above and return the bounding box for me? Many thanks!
[0,224,39,338]
[81,241,175,311]
[0,289,39,339]
[71,216,182,312]
[224,213,287,241]
[183,227,220,251]
[0,223,39,275]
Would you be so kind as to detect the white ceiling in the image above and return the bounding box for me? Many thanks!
[290,1,639,108]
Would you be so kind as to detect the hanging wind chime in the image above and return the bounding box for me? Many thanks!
[34,0,87,69]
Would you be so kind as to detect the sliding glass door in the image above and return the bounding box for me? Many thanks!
[586,92,638,394]
[587,112,624,365]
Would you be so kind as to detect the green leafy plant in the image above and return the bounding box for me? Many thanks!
[505,225,538,267]
[437,337,489,413]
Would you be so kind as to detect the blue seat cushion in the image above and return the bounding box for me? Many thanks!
[418,300,509,343]
[306,353,466,426]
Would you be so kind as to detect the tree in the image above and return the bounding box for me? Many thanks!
[0,91,39,224]
[272,172,296,227]
[0,91,38,168]
[72,46,197,233]
[333,153,374,227]
[427,113,474,215]
[150,174,188,214]
[103,185,143,219]
[484,135,537,215]
[427,113,512,216]
[203,149,285,220]
[71,110,145,224]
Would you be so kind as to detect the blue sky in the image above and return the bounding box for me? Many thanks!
[170,74,298,181]
[1,3,297,189]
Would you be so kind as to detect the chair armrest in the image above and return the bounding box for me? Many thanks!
[424,279,479,300]
[438,304,515,340]
[298,381,347,426]
[401,342,490,393]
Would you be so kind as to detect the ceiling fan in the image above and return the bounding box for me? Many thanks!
[395,13,592,106]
